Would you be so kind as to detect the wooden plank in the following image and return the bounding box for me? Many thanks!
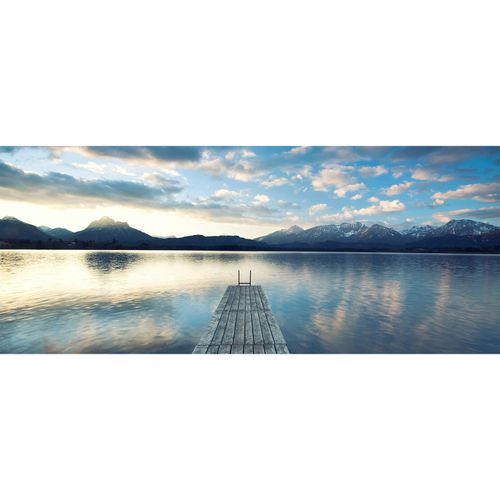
[275,344,290,354]
[229,285,240,309]
[214,286,231,314]
[194,284,289,354]
[192,344,208,354]
[257,287,287,345]
[256,285,271,310]
[265,313,287,345]
[234,287,246,344]
[222,287,240,344]
[211,286,237,345]
[244,285,253,344]
[264,344,276,354]
[250,287,264,344]
[196,286,232,346]
[231,344,244,354]
[195,314,221,347]
[254,287,274,344]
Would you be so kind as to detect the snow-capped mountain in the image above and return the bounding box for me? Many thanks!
[257,219,500,247]
[258,222,368,244]
[257,226,304,245]
[351,224,406,243]
[305,222,367,241]
[2,215,499,251]
[256,225,304,244]
[431,219,496,236]
[400,225,435,239]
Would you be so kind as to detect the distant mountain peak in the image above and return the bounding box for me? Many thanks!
[0,216,50,241]
[87,216,130,229]
[39,226,75,240]
[285,225,304,233]
[434,218,495,236]
[75,216,152,244]
[401,224,435,239]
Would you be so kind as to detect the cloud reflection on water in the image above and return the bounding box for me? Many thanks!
[1,250,499,353]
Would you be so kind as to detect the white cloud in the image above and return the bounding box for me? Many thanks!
[358,165,388,177]
[350,193,363,201]
[392,166,406,178]
[72,162,107,174]
[309,203,328,215]
[277,200,300,209]
[370,199,406,213]
[433,205,500,223]
[142,172,182,188]
[433,198,445,206]
[311,165,354,192]
[261,176,291,188]
[196,152,265,182]
[319,199,406,223]
[311,164,366,197]
[292,164,312,181]
[288,146,310,155]
[432,182,500,203]
[225,151,235,161]
[381,181,413,196]
[411,167,454,182]
[334,183,366,197]
[242,150,256,158]
[368,196,379,203]
[253,194,270,204]
[211,189,241,200]
[301,165,312,176]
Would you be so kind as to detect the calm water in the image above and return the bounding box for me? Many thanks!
[1,250,499,353]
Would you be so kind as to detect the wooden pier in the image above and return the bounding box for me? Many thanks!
[193,285,290,354]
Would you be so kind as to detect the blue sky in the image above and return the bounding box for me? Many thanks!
[0,146,499,237]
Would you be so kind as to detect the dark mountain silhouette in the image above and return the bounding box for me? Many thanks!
[257,219,500,252]
[39,226,75,240]
[479,227,500,245]
[1,215,499,252]
[0,216,50,241]
[74,216,155,244]
[153,235,266,250]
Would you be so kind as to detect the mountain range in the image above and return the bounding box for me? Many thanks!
[0,215,499,252]
[257,220,500,250]
[0,216,264,250]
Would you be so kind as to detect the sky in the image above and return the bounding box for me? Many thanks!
[0,146,499,238]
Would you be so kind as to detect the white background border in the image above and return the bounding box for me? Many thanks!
[1,1,499,499]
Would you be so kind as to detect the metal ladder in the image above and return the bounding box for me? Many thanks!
[237,270,252,286]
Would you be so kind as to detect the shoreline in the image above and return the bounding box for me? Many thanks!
[1,246,499,255]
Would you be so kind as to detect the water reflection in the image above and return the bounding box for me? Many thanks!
[1,250,499,353]
[85,251,143,273]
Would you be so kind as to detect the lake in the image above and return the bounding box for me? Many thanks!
[1,250,499,353]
